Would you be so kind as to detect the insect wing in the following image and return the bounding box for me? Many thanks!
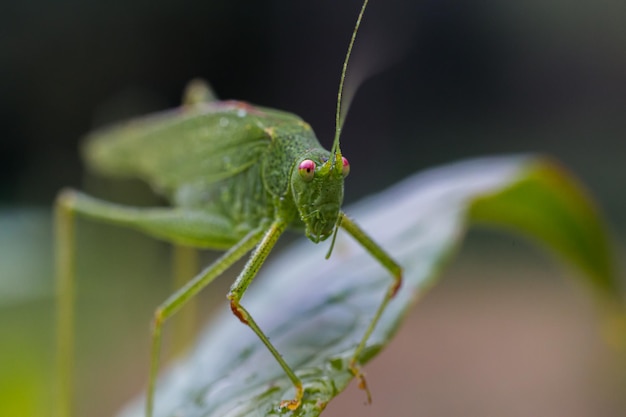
[82,102,296,198]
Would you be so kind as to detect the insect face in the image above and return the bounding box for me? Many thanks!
[291,152,348,243]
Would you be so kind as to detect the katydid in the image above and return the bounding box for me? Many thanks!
[54,0,402,416]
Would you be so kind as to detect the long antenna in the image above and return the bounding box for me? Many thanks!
[326,0,369,261]
[331,0,369,160]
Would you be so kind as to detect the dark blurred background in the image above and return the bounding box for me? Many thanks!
[1,0,625,416]
[3,0,625,216]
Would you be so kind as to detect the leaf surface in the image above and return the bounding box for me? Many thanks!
[118,155,621,417]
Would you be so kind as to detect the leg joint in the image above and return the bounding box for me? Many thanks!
[391,270,403,298]
[153,307,164,329]
[229,298,249,325]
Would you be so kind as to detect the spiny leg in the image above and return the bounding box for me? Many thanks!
[56,189,241,248]
[54,188,248,417]
[226,220,305,410]
[148,227,265,417]
[339,213,402,402]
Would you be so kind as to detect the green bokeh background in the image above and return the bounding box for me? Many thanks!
[1,0,625,416]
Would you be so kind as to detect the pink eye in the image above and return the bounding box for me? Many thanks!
[341,156,350,177]
[298,159,316,181]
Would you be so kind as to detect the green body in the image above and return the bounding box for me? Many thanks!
[84,100,343,246]
[55,2,401,416]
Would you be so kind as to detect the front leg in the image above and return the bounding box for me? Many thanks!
[226,220,305,410]
[339,212,403,402]
[147,227,266,417]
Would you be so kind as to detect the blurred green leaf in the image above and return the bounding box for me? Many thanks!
[118,155,621,417]
[468,159,617,298]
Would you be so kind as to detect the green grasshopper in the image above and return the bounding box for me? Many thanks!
[55,0,401,415]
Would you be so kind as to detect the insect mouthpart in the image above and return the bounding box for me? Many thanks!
[305,203,340,243]
[307,225,332,243]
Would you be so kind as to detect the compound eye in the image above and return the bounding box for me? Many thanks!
[298,159,316,182]
[341,156,350,177]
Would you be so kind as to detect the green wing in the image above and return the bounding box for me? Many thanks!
[83,101,301,199]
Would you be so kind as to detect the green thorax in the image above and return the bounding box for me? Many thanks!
[262,123,346,242]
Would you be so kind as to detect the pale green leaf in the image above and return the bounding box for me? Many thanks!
[118,154,621,417]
